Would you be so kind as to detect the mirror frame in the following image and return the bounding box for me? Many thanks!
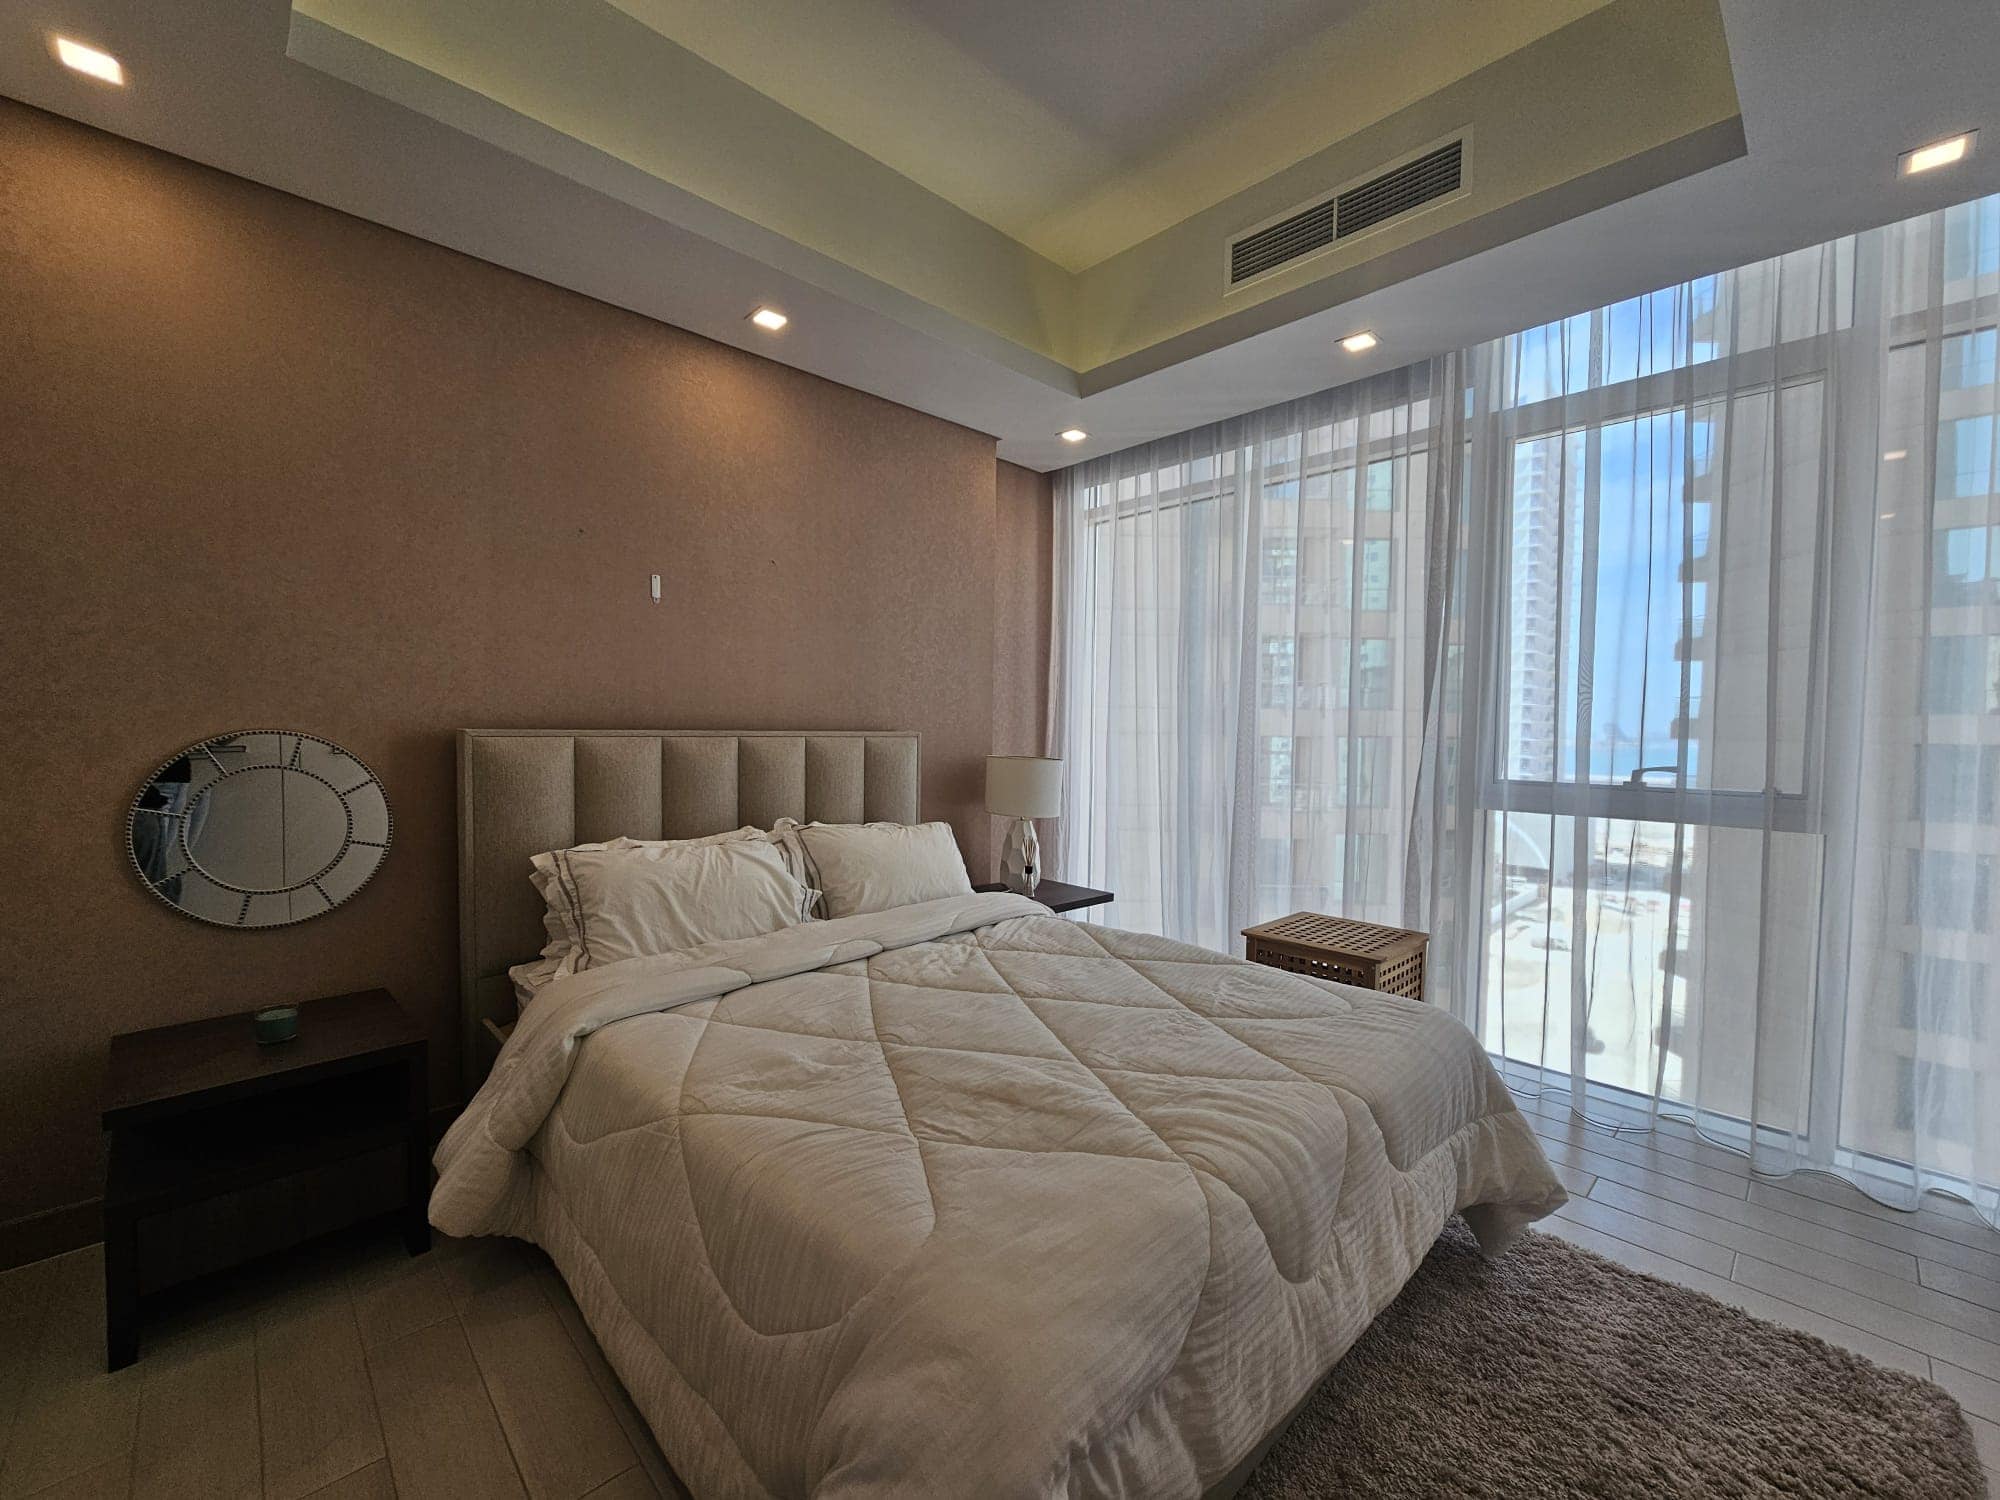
[126,729,394,929]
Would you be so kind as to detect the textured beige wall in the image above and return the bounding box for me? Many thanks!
[0,98,1042,1254]
[991,461,1054,876]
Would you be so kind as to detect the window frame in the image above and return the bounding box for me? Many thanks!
[1472,324,1837,837]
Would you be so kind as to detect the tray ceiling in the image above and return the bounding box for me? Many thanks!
[607,0,1608,270]
[4,0,1998,469]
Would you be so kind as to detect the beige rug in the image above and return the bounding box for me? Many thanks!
[1242,1221,1983,1499]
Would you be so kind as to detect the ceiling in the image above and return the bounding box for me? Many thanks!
[607,0,1607,270]
[3,1,1999,470]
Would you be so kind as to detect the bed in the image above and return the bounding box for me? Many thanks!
[433,729,1567,1499]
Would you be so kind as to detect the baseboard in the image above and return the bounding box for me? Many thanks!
[0,1103,465,1273]
[0,1197,101,1272]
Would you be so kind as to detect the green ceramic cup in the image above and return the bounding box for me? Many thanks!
[253,1005,299,1045]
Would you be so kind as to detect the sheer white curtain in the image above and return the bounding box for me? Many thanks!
[1051,365,1446,951]
[1437,196,2000,1220]
[1057,192,2000,1223]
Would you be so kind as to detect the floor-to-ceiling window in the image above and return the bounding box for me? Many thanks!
[1055,368,1442,951]
[1056,193,2000,1218]
[1470,250,1831,1120]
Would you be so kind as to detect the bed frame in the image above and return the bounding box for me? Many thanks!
[452,725,1292,1499]
[455,728,920,1094]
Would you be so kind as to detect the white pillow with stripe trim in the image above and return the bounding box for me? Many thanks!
[534,836,817,975]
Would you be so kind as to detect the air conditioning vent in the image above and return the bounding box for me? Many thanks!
[1336,139,1463,239]
[1229,198,1338,287]
[1226,136,1466,290]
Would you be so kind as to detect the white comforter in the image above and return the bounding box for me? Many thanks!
[433,893,1566,1499]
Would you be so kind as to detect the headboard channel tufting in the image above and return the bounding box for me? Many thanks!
[456,728,920,1092]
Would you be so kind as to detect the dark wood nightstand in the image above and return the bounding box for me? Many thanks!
[975,880,1114,915]
[101,989,429,1369]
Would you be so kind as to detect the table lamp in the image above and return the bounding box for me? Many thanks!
[986,756,1063,895]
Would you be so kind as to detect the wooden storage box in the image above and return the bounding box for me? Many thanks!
[1241,912,1428,1000]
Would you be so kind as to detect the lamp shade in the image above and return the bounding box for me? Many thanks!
[986,756,1063,819]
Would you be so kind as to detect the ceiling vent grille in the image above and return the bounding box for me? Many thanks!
[1227,137,1466,290]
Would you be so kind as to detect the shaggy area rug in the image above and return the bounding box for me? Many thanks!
[1241,1221,1983,1499]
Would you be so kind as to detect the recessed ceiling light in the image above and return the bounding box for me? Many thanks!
[1340,331,1379,354]
[54,36,124,86]
[1900,131,1976,176]
[748,307,788,332]
[1058,428,1088,444]
[1884,449,1908,462]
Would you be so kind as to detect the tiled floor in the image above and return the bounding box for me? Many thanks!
[5,1102,1998,1498]
[0,1226,687,1500]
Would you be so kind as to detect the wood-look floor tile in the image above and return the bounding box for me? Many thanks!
[301,1458,396,1500]
[1536,1218,1933,1379]
[257,1296,384,1500]
[1521,1093,1757,1181]
[1967,1413,2000,1474]
[1561,1140,1959,1278]
[1506,1076,1722,1153]
[1512,1079,1997,1242]
[1552,1195,1735,1277]
[1586,1177,1921,1281]
[1546,1160,1597,1199]
[2,1251,141,1500]
[1746,1183,2000,1283]
[1719,1236,2000,1342]
[581,1469,657,1500]
[1932,1361,2000,1427]
[1760,1169,1991,1237]
[366,1320,525,1500]
[130,1338,258,1500]
[436,1238,541,1317]
[0,1259,57,1473]
[1731,1254,2000,1380]
[533,1267,685,1500]
[459,1278,634,1500]
[16,1455,133,1499]
[1535,1135,1751,1214]
[1968,1433,1999,1500]
[350,1260,455,1350]
[1921,1259,2000,1315]
[0,1372,141,1500]
[1529,1111,1752,1199]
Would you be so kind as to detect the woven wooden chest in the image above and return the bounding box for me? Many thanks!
[1241,911,1428,1001]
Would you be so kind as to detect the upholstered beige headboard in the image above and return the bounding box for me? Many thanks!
[456,729,920,1092]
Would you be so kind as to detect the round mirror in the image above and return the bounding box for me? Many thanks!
[128,731,392,927]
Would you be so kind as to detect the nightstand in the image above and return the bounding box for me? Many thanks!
[976,880,1114,915]
[101,989,429,1369]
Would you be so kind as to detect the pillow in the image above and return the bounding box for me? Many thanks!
[763,818,826,916]
[789,820,972,918]
[534,836,814,974]
[530,827,760,968]
[509,955,563,1008]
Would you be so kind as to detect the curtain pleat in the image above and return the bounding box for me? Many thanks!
[1053,192,2000,1225]
[1053,365,1445,952]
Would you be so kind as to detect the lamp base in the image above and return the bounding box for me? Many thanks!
[1001,817,1040,896]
